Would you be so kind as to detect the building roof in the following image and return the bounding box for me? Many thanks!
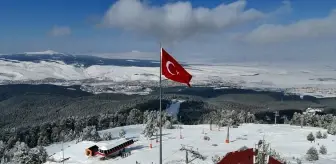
[97,139,130,150]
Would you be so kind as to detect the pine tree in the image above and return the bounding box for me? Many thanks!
[2,142,48,164]
[127,108,142,125]
[164,120,173,129]
[327,119,336,135]
[306,147,319,161]
[322,132,328,139]
[80,126,102,141]
[316,131,322,139]
[102,132,113,140]
[290,112,300,125]
[143,111,156,139]
[0,141,4,160]
[319,145,327,155]
[307,132,315,143]
[119,129,126,138]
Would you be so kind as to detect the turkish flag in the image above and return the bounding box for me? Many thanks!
[161,48,192,87]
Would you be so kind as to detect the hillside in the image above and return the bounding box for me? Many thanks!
[44,124,336,164]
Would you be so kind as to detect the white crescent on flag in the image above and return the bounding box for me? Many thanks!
[166,61,178,75]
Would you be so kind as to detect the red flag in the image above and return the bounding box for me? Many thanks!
[161,48,192,87]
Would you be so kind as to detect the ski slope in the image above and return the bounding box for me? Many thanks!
[45,124,336,164]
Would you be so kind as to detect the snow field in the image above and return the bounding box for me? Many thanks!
[2,59,336,97]
[45,124,336,164]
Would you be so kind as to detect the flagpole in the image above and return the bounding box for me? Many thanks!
[159,42,163,164]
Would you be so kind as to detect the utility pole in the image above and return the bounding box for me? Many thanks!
[226,119,231,143]
[156,129,158,143]
[185,150,188,164]
[62,141,64,164]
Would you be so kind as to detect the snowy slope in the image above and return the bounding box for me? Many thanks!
[45,124,336,164]
[1,59,336,97]
[24,50,63,55]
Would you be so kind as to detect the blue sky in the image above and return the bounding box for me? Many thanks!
[1,0,336,62]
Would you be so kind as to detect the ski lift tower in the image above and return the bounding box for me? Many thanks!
[274,111,279,124]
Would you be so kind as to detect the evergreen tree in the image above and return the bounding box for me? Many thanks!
[127,108,142,125]
[316,131,322,139]
[102,132,113,141]
[322,132,328,139]
[306,147,319,161]
[119,129,126,138]
[307,132,315,143]
[143,111,156,139]
[0,141,4,162]
[327,119,336,135]
[1,142,48,164]
[290,112,300,125]
[319,145,327,155]
[80,126,102,141]
[164,120,173,129]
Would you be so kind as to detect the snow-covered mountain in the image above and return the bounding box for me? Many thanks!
[1,51,336,97]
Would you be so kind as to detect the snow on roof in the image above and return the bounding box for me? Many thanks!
[97,139,130,150]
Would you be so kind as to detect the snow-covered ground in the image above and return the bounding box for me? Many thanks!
[45,124,336,164]
[1,59,336,97]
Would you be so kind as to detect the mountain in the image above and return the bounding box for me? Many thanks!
[0,50,160,67]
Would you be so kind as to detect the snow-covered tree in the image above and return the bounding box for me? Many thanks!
[306,147,319,161]
[164,120,173,129]
[319,145,327,155]
[307,132,315,143]
[322,132,328,139]
[127,108,142,125]
[80,126,102,141]
[246,112,255,123]
[28,146,48,164]
[0,141,4,160]
[290,112,301,125]
[143,110,150,124]
[119,129,126,138]
[237,111,246,123]
[296,158,302,164]
[211,154,221,164]
[102,132,113,141]
[268,149,288,164]
[1,142,48,164]
[143,111,156,138]
[281,115,289,124]
[316,131,322,139]
[327,119,336,135]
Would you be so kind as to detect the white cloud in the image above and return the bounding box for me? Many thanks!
[90,0,335,63]
[102,0,264,43]
[243,9,336,43]
[49,26,71,37]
